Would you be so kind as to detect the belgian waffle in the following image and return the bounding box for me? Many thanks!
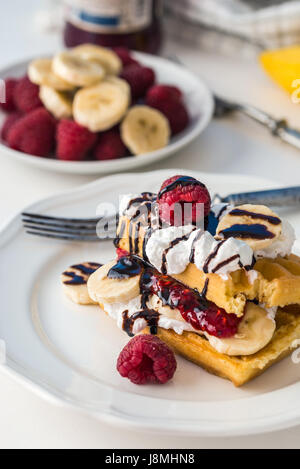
[116,216,300,315]
[144,309,300,386]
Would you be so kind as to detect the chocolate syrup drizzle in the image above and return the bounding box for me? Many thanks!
[113,219,126,248]
[63,262,102,285]
[114,193,156,252]
[219,223,275,240]
[203,240,226,273]
[189,230,204,263]
[157,176,205,200]
[122,309,159,337]
[229,208,281,225]
[161,232,193,275]
[107,257,141,279]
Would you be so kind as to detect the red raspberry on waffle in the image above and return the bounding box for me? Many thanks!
[158,175,211,226]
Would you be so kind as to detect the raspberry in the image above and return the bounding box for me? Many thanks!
[121,64,155,99]
[56,120,97,161]
[7,108,56,157]
[148,98,189,135]
[113,47,139,67]
[14,76,42,113]
[93,130,127,161]
[1,111,22,141]
[146,85,183,108]
[158,175,211,225]
[116,248,130,259]
[0,78,18,112]
[117,335,177,385]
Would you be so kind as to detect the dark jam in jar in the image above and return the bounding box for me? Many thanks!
[63,0,163,54]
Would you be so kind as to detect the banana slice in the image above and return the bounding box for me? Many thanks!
[208,303,276,356]
[88,261,141,305]
[104,76,131,99]
[53,51,105,87]
[39,86,73,119]
[73,81,129,132]
[121,106,170,155]
[28,58,75,91]
[216,204,282,251]
[72,44,122,76]
[61,262,102,305]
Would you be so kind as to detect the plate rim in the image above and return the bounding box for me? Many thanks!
[1,168,300,437]
[0,53,214,175]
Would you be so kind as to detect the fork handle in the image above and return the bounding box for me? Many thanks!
[216,186,300,207]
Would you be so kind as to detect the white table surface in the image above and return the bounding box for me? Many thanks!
[1,0,300,449]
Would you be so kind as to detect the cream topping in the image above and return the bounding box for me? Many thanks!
[146,226,254,276]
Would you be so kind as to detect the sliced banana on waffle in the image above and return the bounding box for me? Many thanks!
[62,262,102,305]
[216,204,282,251]
[40,86,73,119]
[73,81,129,132]
[28,58,75,91]
[208,303,276,356]
[88,261,141,305]
[53,51,106,87]
[121,106,170,155]
[72,44,122,76]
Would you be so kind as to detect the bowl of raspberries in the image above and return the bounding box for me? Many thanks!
[0,46,213,175]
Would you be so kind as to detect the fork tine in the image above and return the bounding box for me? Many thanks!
[23,223,115,237]
[22,217,100,228]
[22,212,101,224]
[23,223,99,235]
[25,230,101,242]
[22,211,119,241]
[22,212,119,225]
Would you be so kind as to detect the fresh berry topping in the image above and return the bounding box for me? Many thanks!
[158,175,211,226]
[146,85,183,108]
[93,130,127,161]
[7,108,56,157]
[121,64,156,99]
[56,120,97,161]
[116,248,130,259]
[117,335,177,385]
[113,47,139,67]
[1,111,22,141]
[143,267,242,338]
[13,76,42,113]
[0,78,18,112]
[147,98,189,135]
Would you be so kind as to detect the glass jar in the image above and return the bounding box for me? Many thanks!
[63,0,163,54]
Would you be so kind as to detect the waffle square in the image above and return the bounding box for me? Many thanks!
[144,309,300,386]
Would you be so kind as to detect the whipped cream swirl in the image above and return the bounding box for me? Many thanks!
[146,225,254,276]
[255,220,295,259]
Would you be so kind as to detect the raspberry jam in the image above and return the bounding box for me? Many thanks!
[118,255,243,339]
[63,0,163,54]
[142,270,242,338]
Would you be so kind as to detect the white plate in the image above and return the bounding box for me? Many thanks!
[0,53,213,175]
[1,169,300,437]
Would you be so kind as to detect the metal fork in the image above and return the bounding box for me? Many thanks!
[22,212,118,242]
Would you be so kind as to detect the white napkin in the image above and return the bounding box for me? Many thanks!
[166,0,300,47]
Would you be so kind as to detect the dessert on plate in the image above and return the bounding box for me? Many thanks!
[61,175,300,386]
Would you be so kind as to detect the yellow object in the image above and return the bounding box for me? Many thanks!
[260,46,300,97]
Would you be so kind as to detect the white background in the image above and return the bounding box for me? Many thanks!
[1,0,300,449]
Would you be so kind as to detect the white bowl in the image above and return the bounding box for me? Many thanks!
[0,52,214,175]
